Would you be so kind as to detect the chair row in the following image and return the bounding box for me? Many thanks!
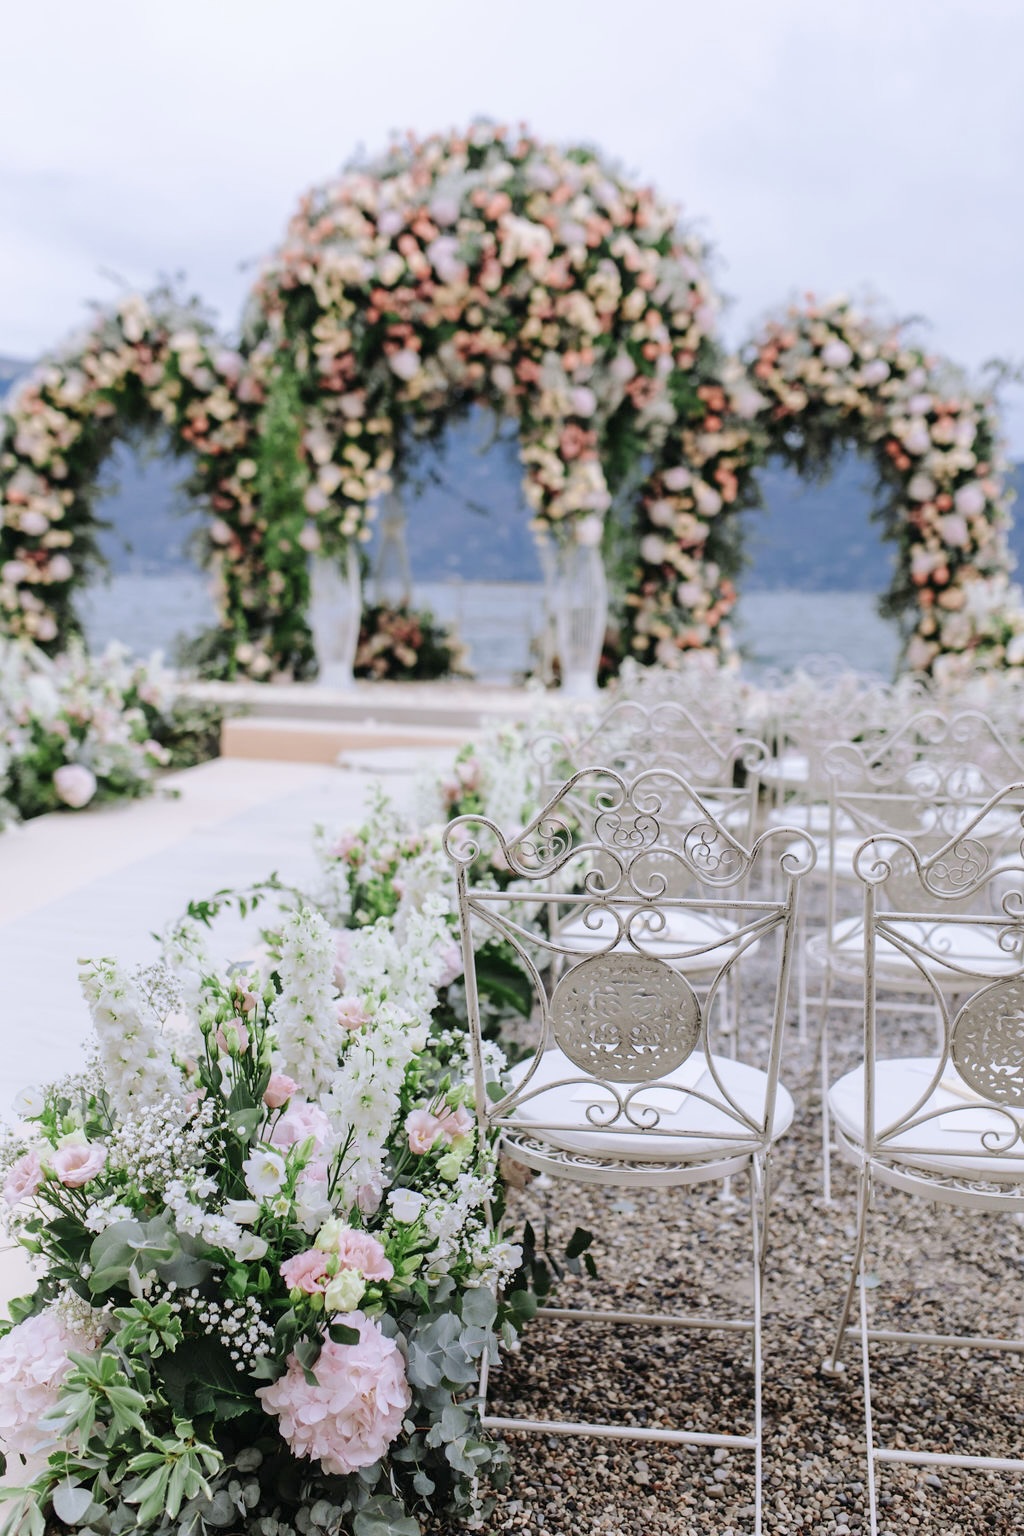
[443,763,1024,1536]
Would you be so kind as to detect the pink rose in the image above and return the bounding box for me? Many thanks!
[49,1141,106,1188]
[3,1150,43,1207]
[256,1314,410,1475]
[332,1228,394,1282]
[405,1109,442,1154]
[337,996,370,1031]
[52,764,97,810]
[279,1249,329,1294]
[270,1099,332,1153]
[264,1072,299,1108]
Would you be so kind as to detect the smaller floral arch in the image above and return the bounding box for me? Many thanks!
[0,291,281,665]
[735,297,1024,681]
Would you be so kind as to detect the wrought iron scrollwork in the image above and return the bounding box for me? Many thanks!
[549,951,701,1083]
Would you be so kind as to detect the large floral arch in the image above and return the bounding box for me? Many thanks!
[246,121,759,676]
[1,126,1022,684]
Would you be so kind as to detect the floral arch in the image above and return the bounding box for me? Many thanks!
[729,297,1024,681]
[1,128,1022,685]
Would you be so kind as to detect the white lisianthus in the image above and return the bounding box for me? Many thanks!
[12,1086,45,1120]
[323,1270,366,1313]
[232,1231,270,1263]
[242,1149,287,1200]
[388,1188,427,1223]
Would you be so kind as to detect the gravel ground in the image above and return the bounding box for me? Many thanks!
[437,922,1024,1536]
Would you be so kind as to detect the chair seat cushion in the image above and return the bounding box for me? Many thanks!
[829,1056,1024,1178]
[503,1047,794,1162]
[807,915,1021,984]
[557,907,756,971]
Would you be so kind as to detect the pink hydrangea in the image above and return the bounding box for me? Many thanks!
[332,1228,394,1282]
[257,1313,410,1475]
[280,1249,330,1294]
[3,1149,43,1207]
[269,1099,332,1153]
[49,1140,107,1188]
[0,1311,96,1458]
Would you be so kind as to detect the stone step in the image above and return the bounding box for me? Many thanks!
[221,714,472,763]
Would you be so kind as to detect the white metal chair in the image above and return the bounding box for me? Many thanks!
[443,767,816,1534]
[804,711,1024,1199]
[822,788,1024,1532]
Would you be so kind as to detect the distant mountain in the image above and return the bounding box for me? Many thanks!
[2,353,1023,588]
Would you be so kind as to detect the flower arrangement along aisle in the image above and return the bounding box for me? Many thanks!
[0,640,222,831]
[353,604,468,683]
[0,896,541,1536]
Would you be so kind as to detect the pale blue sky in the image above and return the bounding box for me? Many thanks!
[2,0,1022,449]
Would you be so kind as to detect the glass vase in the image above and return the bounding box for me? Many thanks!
[308,544,362,688]
[552,541,608,699]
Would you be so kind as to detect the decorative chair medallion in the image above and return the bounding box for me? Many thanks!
[549,951,700,1082]
[951,977,1024,1106]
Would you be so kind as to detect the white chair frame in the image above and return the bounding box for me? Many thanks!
[444,767,816,1535]
[822,790,1024,1533]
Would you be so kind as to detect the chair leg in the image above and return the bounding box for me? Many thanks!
[748,1161,764,1536]
[817,963,835,1204]
[858,1218,880,1536]
[823,1163,870,1377]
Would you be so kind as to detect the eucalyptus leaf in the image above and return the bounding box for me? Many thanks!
[51,1485,93,1525]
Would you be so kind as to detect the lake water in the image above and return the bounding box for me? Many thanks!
[78,572,901,681]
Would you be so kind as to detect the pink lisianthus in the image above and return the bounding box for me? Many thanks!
[264,1072,299,1108]
[279,1249,330,1294]
[256,1314,410,1475]
[270,1099,332,1153]
[215,1020,250,1056]
[0,1311,99,1459]
[435,1103,474,1140]
[332,1227,394,1282]
[49,1140,106,1188]
[336,996,370,1031]
[3,1149,43,1207]
[405,1108,442,1154]
[331,831,359,862]
[436,941,464,989]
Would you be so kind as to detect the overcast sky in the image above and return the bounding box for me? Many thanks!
[3,0,1022,451]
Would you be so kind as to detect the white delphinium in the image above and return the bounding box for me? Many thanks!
[79,958,180,1117]
[159,915,214,1018]
[271,907,340,1097]
[323,999,419,1207]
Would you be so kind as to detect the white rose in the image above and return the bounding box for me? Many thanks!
[662,465,692,492]
[907,473,936,503]
[693,481,723,516]
[938,514,969,548]
[387,1188,427,1223]
[569,385,597,418]
[389,348,421,382]
[640,534,666,565]
[860,359,890,386]
[821,339,853,369]
[902,419,931,456]
[953,483,987,518]
[48,554,73,583]
[242,1148,286,1200]
[647,499,675,528]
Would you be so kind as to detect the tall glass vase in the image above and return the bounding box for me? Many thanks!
[552,541,608,699]
[308,544,362,688]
